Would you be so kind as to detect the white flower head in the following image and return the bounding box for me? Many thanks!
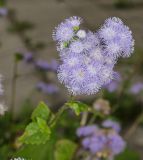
[77,30,86,39]
[10,157,29,160]
[0,103,7,115]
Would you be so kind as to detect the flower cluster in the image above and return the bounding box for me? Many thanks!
[77,120,125,160]
[53,16,134,95]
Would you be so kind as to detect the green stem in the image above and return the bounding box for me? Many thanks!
[80,112,88,126]
[10,59,18,120]
[49,104,68,127]
[49,95,75,127]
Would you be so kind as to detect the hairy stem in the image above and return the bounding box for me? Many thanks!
[49,104,68,127]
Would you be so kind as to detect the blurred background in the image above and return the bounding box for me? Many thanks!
[0,0,143,159]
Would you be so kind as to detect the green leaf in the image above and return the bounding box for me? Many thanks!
[15,52,23,62]
[19,118,51,145]
[73,26,79,31]
[115,148,140,160]
[15,130,57,160]
[54,139,77,160]
[31,102,51,121]
[67,101,89,116]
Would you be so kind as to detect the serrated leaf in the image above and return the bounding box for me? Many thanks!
[19,118,51,145]
[67,101,89,116]
[54,139,77,160]
[14,130,57,160]
[31,102,51,121]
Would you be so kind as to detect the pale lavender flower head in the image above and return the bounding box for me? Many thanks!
[65,16,83,27]
[82,31,100,53]
[102,119,121,133]
[99,17,134,59]
[53,22,74,42]
[130,82,143,94]
[69,41,84,54]
[36,82,59,94]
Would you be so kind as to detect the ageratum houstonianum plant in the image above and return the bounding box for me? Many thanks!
[19,16,134,160]
[53,16,134,95]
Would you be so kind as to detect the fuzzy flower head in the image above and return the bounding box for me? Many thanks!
[53,16,134,95]
[53,22,74,42]
[65,16,83,27]
[99,17,134,59]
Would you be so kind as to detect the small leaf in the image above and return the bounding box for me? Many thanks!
[73,26,79,31]
[67,101,89,115]
[19,118,51,145]
[15,53,23,62]
[31,102,51,121]
[54,139,77,160]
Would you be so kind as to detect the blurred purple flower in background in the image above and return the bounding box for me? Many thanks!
[35,59,59,72]
[130,82,143,94]
[77,124,126,159]
[76,125,98,137]
[36,81,59,94]
[104,72,121,92]
[0,7,8,16]
[23,52,33,63]
[102,119,121,133]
